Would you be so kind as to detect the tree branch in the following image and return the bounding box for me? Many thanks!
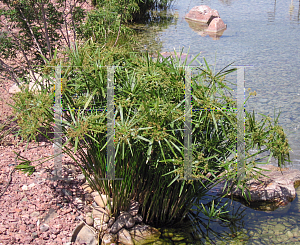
[17,7,46,63]
[39,1,52,60]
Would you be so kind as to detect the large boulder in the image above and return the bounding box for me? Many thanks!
[185,5,220,24]
[211,165,300,207]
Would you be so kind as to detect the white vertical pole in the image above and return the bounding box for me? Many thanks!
[53,65,62,179]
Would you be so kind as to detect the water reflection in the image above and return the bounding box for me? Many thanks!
[289,0,300,23]
[267,0,276,23]
[185,18,226,40]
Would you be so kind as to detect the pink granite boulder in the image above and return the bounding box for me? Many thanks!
[185,5,220,24]
[206,17,227,32]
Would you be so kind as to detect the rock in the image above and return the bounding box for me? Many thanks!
[121,212,135,229]
[286,230,293,238]
[86,212,94,226]
[39,224,50,232]
[206,17,227,32]
[118,228,134,245]
[61,188,72,197]
[152,238,174,245]
[185,5,220,24]
[71,222,98,245]
[93,207,110,223]
[213,165,300,208]
[92,192,109,208]
[185,18,226,40]
[128,200,140,216]
[101,233,117,245]
[171,234,185,241]
[107,217,116,228]
[95,222,108,231]
[129,224,161,245]
[82,182,93,193]
[110,212,134,234]
[77,174,86,181]
[133,214,143,223]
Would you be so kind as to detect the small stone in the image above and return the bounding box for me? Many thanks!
[286,230,293,238]
[22,185,28,191]
[86,212,94,226]
[93,207,109,223]
[77,174,86,181]
[118,228,134,245]
[95,222,108,231]
[39,224,50,232]
[171,234,185,241]
[101,233,117,245]
[30,211,40,218]
[82,182,93,193]
[61,188,72,197]
[92,193,109,208]
[107,217,116,228]
[28,183,35,188]
[32,232,38,239]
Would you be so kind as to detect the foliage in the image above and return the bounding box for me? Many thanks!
[0,0,292,230]
[0,0,88,84]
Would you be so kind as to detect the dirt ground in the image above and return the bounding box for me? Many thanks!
[0,1,97,244]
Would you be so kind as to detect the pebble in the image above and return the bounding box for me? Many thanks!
[39,223,50,232]
[85,212,94,226]
[31,232,38,239]
[77,174,86,181]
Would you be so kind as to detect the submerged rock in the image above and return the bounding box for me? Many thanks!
[212,164,300,209]
[129,224,161,245]
[118,228,134,245]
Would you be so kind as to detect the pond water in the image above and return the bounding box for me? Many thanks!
[133,0,300,244]
[136,0,300,168]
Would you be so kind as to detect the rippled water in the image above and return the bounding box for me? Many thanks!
[154,0,300,169]
[137,0,300,244]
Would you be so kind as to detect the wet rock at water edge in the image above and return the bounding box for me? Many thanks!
[118,228,134,245]
[212,164,300,209]
[129,224,161,245]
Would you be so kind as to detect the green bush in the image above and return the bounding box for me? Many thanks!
[7,40,291,226]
